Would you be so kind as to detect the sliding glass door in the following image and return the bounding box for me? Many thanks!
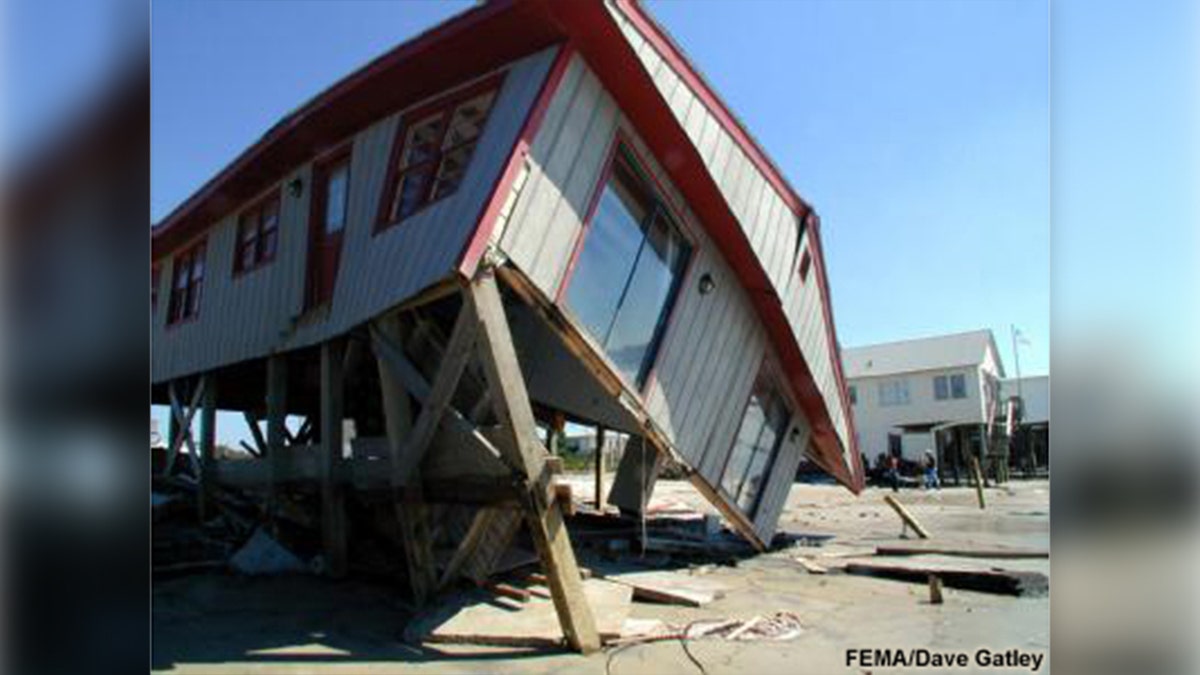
[565,150,691,389]
[722,372,791,515]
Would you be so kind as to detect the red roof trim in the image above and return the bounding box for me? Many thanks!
[807,216,865,491]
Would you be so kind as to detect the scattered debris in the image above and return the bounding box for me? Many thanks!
[229,527,309,576]
[407,579,632,647]
[591,566,727,607]
[796,557,828,575]
[611,611,804,645]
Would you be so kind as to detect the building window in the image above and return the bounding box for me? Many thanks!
[934,373,968,400]
[798,248,811,283]
[848,385,857,406]
[563,147,692,389]
[234,192,280,274]
[934,375,949,400]
[722,370,791,515]
[167,240,205,325]
[878,378,910,407]
[950,373,967,399]
[377,76,502,229]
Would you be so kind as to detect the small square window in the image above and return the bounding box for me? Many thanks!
[168,240,206,324]
[377,76,503,230]
[950,373,967,399]
[234,192,281,275]
[934,375,949,400]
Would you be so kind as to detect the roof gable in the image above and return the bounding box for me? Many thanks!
[843,330,1002,379]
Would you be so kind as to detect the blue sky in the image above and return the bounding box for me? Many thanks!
[149,0,1053,445]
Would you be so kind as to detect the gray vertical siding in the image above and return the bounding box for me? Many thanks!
[497,54,813,538]
[603,1,851,461]
[151,47,558,383]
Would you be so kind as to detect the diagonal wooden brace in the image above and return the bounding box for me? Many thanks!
[166,378,205,476]
[467,270,600,654]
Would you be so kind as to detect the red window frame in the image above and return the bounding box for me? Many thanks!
[233,190,281,275]
[375,72,506,232]
[167,239,206,326]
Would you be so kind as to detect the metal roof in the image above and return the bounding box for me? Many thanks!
[842,329,1003,379]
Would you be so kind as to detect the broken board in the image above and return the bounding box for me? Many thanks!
[838,558,1049,597]
[408,579,632,647]
[875,544,1049,559]
[594,568,727,607]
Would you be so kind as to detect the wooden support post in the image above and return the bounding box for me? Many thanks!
[166,391,180,474]
[266,354,288,528]
[468,272,600,654]
[594,426,605,510]
[970,455,987,510]
[198,374,217,522]
[321,339,348,578]
[928,575,944,604]
[883,494,931,539]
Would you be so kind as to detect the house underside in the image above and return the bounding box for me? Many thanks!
[151,0,863,652]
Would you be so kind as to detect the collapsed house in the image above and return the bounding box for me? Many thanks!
[150,0,863,653]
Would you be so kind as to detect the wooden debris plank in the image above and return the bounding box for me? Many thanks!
[486,581,531,603]
[875,545,1048,559]
[414,579,632,648]
[883,494,931,539]
[971,455,987,509]
[593,568,727,607]
[796,558,828,575]
[842,560,1048,597]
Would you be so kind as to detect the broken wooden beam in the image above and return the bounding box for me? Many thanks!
[875,545,1048,559]
[843,561,1048,597]
[971,455,987,509]
[883,494,931,539]
[928,575,944,604]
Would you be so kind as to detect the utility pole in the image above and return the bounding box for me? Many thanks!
[1010,324,1024,405]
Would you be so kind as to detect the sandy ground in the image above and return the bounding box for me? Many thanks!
[152,480,1050,674]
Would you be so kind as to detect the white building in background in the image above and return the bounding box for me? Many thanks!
[843,330,1006,473]
[1001,375,1048,424]
[1000,375,1050,472]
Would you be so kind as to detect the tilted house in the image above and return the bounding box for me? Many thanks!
[151,0,862,650]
